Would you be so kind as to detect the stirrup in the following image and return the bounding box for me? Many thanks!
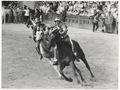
[53,61,58,65]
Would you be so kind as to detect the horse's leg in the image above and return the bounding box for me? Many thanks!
[59,64,66,80]
[36,42,43,60]
[74,64,85,82]
[81,57,95,78]
[49,59,72,81]
[74,64,93,86]
[48,60,62,79]
[58,62,73,82]
[70,61,80,84]
[32,28,36,42]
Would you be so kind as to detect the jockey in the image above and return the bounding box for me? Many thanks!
[51,18,75,65]
[35,18,47,60]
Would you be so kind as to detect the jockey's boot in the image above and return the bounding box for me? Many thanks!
[40,55,43,60]
[53,61,58,65]
[53,58,58,65]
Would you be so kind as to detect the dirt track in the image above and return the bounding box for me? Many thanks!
[2,24,118,89]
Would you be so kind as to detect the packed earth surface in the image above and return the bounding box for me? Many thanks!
[2,24,118,89]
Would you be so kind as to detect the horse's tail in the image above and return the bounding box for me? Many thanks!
[72,40,85,59]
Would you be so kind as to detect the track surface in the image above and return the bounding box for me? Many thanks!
[2,24,118,89]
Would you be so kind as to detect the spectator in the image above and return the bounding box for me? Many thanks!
[34,8,43,21]
[5,7,10,23]
[61,8,67,22]
[2,5,6,24]
[57,3,65,14]
[8,7,13,23]
[100,13,107,32]
[21,7,25,23]
[106,11,114,33]
[17,7,23,23]
[113,10,118,34]
[52,2,59,12]
[24,7,30,24]
[93,13,100,32]
[12,7,17,23]
[45,3,50,14]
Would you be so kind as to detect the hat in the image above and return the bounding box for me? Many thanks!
[54,18,61,22]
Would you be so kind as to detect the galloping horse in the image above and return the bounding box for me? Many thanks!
[26,19,37,42]
[38,26,95,84]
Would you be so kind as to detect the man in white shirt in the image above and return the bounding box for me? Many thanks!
[24,7,30,24]
[2,6,6,24]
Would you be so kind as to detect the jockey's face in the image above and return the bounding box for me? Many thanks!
[55,21,61,26]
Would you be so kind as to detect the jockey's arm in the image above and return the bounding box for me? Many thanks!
[31,20,36,27]
[48,25,58,34]
[48,26,55,30]
[59,29,68,35]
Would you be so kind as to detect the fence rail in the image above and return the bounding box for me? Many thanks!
[43,12,103,30]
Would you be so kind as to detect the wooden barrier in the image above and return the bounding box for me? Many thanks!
[43,12,102,30]
[65,15,93,30]
[42,12,118,34]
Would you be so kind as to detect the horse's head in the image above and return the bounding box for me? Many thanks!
[48,28,61,45]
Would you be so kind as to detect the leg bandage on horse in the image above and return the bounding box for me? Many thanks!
[70,39,74,52]
[53,44,58,65]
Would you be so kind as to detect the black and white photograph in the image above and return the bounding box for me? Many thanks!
[2,1,118,89]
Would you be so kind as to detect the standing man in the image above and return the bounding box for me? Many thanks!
[106,11,114,33]
[8,7,13,23]
[17,7,22,23]
[12,7,17,23]
[24,7,30,24]
[2,5,6,24]
[93,13,100,32]
[100,13,106,32]
[61,7,67,23]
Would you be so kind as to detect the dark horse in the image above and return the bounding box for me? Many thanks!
[26,18,37,42]
[38,28,95,84]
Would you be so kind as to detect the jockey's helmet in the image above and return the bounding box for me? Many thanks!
[54,18,61,22]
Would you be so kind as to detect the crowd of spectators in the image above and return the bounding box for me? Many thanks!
[2,2,25,24]
[36,1,118,16]
[35,1,118,34]
[2,1,118,34]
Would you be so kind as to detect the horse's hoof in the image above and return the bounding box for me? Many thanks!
[77,80,80,84]
[68,77,73,82]
[90,77,96,82]
[81,82,89,87]
[81,80,88,86]
[82,80,86,84]
[59,76,64,80]
[53,61,58,65]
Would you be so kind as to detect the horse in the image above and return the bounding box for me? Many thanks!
[38,27,95,84]
[26,18,37,42]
